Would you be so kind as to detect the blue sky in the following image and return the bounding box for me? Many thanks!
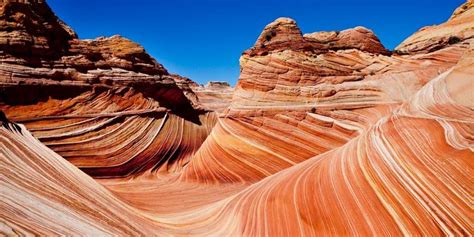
[48,0,464,86]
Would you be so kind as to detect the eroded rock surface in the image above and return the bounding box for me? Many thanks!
[395,0,474,54]
[0,0,212,178]
[0,0,473,236]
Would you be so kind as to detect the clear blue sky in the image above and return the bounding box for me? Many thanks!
[48,0,464,86]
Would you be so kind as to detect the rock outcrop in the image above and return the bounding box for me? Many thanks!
[0,0,199,111]
[249,17,389,56]
[395,0,474,54]
[0,0,213,178]
[234,14,472,108]
[183,53,473,235]
[0,0,473,236]
[182,8,471,184]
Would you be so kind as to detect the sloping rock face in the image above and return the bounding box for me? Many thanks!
[182,52,473,235]
[0,0,213,178]
[396,0,474,54]
[1,0,473,236]
[169,11,472,233]
[179,7,472,184]
[0,122,162,235]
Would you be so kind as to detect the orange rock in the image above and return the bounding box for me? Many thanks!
[396,0,474,54]
[0,0,473,235]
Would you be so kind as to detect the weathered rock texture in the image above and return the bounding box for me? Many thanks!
[0,0,213,179]
[182,53,473,235]
[0,123,163,235]
[188,4,472,185]
[0,0,199,110]
[0,0,473,236]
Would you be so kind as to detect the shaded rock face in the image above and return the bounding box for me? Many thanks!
[0,0,213,178]
[1,1,473,236]
[0,110,20,132]
[0,0,77,59]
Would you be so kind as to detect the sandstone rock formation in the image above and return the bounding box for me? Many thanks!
[0,123,162,235]
[191,81,234,112]
[0,0,198,110]
[0,0,473,236]
[186,5,472,184]
[0,0,212,178]
[182,53,473,235]
[396,0,474,54]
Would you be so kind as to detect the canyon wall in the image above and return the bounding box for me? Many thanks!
[0,0,472,235]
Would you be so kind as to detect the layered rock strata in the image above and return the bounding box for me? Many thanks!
[0,0,473,236]
[0,0,213,178]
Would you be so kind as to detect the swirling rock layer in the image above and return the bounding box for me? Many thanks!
[0,122,161,235]
[2,88,215,177]
[1,0,473,236]
[0,0,212,179]
[194,60,473,235]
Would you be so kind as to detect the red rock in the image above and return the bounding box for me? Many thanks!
[0,0,473,235]
[0,0,77,58]
[0,0,213,178]
[247,17,390,57]
[0,122,161,235]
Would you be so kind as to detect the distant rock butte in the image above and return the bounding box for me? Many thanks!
[191,81,234,112]
[247,17,390,56]
[0,0,473,236]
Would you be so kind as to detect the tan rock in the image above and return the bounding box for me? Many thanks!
[396,0,474,54]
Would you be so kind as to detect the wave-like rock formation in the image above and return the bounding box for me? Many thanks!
[0,0,213,178]
[178,3,472,185]
[177,54,473,235]
[0,116,161,235]
[1,0,473,235]
[2,88,216,177]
